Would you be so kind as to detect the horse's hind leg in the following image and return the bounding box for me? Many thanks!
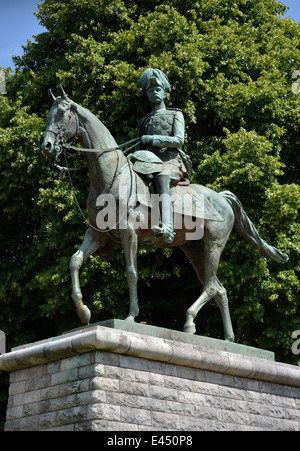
[214,278,234,342]
[181,240,224,336]
[184,276,218,335]
[180,241,208,334]
[180,239,234,340]
[70,227,100,325]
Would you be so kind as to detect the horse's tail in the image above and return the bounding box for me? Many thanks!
[220,190,288,264]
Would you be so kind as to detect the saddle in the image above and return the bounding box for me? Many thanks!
[133,175,224,223]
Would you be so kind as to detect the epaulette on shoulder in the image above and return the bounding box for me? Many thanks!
[138,113,151,127]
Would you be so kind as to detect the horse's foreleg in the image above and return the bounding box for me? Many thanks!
[119,225,139,322]
[70,227,99,325]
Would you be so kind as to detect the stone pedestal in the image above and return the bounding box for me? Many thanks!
[0,321,299,431]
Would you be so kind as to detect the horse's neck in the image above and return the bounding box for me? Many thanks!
[75,104,125,192]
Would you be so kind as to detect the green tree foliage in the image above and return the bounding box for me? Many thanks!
[1,1,300,424]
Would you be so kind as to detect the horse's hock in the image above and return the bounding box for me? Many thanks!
[1,321,299,431]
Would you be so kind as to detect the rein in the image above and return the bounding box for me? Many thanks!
[65,137,141,155]
[50,137,140,177]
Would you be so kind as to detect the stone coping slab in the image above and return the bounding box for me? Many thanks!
[0,324,299,388]
[66,319,275,361]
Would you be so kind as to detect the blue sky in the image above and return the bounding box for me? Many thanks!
[283,0,300,21]
[0,0,44,69]
[1,0,300,69]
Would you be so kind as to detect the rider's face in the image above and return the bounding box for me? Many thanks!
[147,85,166,105]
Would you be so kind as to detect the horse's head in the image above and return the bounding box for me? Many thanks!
[42,86,78,158]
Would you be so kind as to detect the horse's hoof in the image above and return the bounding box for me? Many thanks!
[78,305,91,325]
[224,336,235,343]
[125,316,135,322]
[184,323,196,335]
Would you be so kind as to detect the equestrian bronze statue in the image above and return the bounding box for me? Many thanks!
[42,70,288,342]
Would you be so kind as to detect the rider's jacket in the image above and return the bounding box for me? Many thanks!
[129,108,192,180]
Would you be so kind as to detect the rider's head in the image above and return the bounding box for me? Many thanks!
[138,68,171,107]
[138,68,171,96]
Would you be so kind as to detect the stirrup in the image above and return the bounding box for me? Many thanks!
[152,225,175,244]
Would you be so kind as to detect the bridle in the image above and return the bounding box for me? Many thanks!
[47,105,80,164]
[48,104,140,168]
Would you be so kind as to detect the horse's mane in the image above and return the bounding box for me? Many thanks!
[67,97,118,149]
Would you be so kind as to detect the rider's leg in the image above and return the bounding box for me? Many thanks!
[152,174,175,245]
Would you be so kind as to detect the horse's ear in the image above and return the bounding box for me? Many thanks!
[60,84,68,99]
[48,89,56,103]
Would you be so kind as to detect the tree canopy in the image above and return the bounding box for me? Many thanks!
[1,0,300,427]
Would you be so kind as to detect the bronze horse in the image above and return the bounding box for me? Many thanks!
[42,88,288,341]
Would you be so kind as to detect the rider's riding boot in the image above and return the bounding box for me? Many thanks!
[152,174,175,245]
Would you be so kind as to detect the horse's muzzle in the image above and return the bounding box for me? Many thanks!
[42,139,56,158]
